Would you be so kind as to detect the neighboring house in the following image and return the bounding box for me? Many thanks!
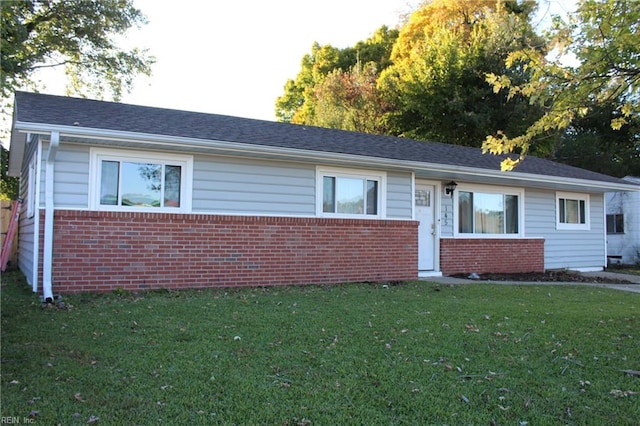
[606,176,640,265]
[8,92,638,300]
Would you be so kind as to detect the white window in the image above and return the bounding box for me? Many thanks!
[316,167,386,218]
[556,192,590,230]
[454,184,523,237]
[90,148,192,212]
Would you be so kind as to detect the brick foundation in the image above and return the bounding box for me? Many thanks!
[43,210,418,293]
[440,238,544,275]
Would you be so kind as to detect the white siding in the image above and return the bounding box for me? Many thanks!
[35,143,414,218]
[54,144,90,208]
[17,135,41,288]
[606,179,640,264]
[525,188,605,270]
[387,172,412,219]
[192,156,316,215]
[440,194,455,237]
[37,143,90,209]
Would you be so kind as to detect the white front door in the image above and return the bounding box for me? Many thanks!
[415,183,435,271]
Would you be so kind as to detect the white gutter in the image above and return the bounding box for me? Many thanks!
[12,121,640,193]
[42,131,59,302]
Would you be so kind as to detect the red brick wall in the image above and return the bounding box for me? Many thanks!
[44,210,418,293]
[440,238,544,275]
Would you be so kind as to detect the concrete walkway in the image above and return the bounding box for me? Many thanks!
[424,271,640,293]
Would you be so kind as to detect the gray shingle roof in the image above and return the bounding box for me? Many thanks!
[13,91,627,185]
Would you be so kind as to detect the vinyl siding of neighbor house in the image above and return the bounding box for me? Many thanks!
[606,180,640,265]
[525,188,605,270]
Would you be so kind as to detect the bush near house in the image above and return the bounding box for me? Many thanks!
[1,270,638,424]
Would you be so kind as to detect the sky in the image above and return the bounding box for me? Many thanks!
[33,0,421,122]
[20,0,575,127]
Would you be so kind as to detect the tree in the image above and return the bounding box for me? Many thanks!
[378,0,544,147]
[310,62,391,134]
[553,103,640,178]
[1,145,19,200]
[274,42,343,124]
[485,0,640,171]
[1,0,154,101]
[275,26,398,124]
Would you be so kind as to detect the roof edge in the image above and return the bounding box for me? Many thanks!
[14,121,639,193]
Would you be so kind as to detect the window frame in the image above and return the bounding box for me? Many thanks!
[89,148,193,213]
[556,192,590,230]
[606,213,624,234]
[316,166,386,218]
[452,184,524,238]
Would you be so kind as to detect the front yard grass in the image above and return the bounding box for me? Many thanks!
[1,270,638,425]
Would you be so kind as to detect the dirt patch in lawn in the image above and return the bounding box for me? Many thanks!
[451,270,633,284]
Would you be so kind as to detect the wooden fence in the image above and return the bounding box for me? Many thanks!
[1,199,19,270]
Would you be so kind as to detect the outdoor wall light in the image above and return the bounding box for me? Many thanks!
[445,181,458,196]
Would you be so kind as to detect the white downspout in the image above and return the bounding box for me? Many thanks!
[42,131,59,302]
[32,137,42,292]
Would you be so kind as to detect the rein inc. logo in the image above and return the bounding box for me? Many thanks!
[1,417,36,424]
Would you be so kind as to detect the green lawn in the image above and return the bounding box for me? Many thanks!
[1,270,638,425]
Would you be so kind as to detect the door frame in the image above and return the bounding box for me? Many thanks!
[414,178,442,277]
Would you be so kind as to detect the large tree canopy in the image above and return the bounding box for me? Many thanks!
[310,62,390,134]
[275,26,398,125]
[277,0,545,149]
[553,103,640,178]
[379,0,544,147]
[0,0,154,101]
[485,0,640,171]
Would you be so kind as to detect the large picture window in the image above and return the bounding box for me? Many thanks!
[556,192,590,230]
[455,186,522,237]
[91,149,192,212]
[317,167,385,217]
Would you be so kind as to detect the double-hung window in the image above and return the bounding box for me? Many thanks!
[90,148,192,212]
[556,192,590,230]
[455,185,522,236]
[317,167,385,217]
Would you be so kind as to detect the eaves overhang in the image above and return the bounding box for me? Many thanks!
[13,121,639,193]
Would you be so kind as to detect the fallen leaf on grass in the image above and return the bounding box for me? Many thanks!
[622,369,640,377]
[327,335,339,349]
[28,411,38,418]
[10,380,19,384]
[74,393,86,402]
[88,415,99,423]
[610,389,638,398]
